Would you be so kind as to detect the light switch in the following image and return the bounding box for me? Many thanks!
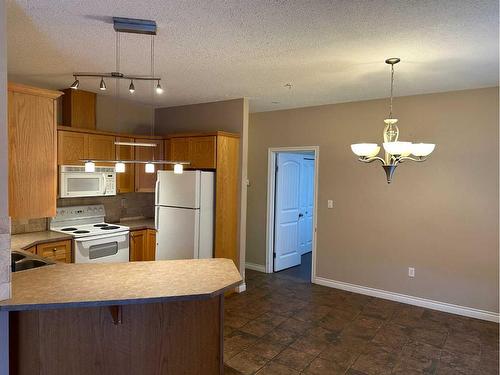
[327,200,333,209]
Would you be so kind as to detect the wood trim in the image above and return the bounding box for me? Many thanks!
[8,83,63,99]
[165,131,240,139]
[56,126,240,145]
[57,125,165,140]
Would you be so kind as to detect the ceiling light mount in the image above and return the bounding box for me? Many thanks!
[385,57,401,65]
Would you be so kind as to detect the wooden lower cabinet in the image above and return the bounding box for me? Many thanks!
[129,229,156,261]
[36,240,72,263]
[9,296,223,375]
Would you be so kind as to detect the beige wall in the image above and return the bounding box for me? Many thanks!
[247,87,499,312]
[155,98,249,277]
[95,96,155,135]
[56,94,155,135]
[0,0,10,301]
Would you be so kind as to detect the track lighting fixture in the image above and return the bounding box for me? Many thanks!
[156,80,163,94]
[69,17,164,95]
[70,77,79,89]
[99,77,107,91]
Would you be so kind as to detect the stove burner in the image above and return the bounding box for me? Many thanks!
[73,230,90,234]
[93,224,109,227]
[61,227,77,231]
[101,226,119,230]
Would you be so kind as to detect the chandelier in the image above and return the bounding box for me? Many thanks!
[69,17,163,94]
[350,58,435,183]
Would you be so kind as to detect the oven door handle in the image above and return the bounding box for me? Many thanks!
[74,232,129,242]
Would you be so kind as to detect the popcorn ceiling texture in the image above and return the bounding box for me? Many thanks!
[6,1,499,112]
[11,193,155,234]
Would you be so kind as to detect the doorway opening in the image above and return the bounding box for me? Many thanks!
[266,146,319,283]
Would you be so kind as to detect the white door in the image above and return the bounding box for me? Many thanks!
[156,206,200,260]
[274,153,302,271]
[298,157,315,254]
[156,170,200,208]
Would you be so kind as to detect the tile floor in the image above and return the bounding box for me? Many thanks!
[224,265,499,375]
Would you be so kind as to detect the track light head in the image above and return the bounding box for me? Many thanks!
[156,80,163,94]
[99,77,107,91]
[129,80,135,94]
[70,77,80,89]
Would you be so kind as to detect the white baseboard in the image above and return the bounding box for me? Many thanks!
[236,282,246,293]
[314,276,499,323]
[245,262,266,273]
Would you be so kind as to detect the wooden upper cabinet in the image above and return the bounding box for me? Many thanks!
[188,136,216,169]
[169,136,216,169]
[134,138,163,193]
[87,134,115,163]
[62,89,96,129]
[8,83,62,219]
[58,130,88,165]
[170,137,190,162]
[115,136,135,193]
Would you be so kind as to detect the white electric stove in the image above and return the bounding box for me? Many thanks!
[50,205,129,263]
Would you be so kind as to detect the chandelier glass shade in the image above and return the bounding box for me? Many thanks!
[350,58,435,183]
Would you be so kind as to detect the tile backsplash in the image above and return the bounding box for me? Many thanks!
[11,193,155,234]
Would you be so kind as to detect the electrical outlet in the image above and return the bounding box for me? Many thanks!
[121,198,127,209]
[408,267,415,278]
[327,200,334,209]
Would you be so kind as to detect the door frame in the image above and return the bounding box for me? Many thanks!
[265,146,319,282]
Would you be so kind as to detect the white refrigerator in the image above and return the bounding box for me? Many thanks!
[155,170,214,260]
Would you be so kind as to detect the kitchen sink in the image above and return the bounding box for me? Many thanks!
[11,252,26,262]
[11,251,53,272]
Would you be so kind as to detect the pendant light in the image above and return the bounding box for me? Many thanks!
[84,161,95,172]
[99,77,107,91]
[129,80,135,94]
[70,76,79,89]
[114,162,126,173]
[156,80,163,94]
[173,163,183,174]
[145,163,155,173]
[350,58,435,183]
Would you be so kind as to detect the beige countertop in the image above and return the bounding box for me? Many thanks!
[0,258,241,311]
[11,231,72,252]
[118,217,156,231]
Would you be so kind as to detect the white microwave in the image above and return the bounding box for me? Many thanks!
[59,165,116,198]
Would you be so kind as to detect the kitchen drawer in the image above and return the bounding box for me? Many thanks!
[36,240,72,263]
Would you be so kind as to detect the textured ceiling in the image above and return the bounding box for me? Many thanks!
[7,0,499,112]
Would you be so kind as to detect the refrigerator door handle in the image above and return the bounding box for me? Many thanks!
[155,177,160,205]
[155,205,159,230]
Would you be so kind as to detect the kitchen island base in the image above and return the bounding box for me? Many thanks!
[10,296,223,375]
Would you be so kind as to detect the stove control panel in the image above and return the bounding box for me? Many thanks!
[52,205,106,222]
